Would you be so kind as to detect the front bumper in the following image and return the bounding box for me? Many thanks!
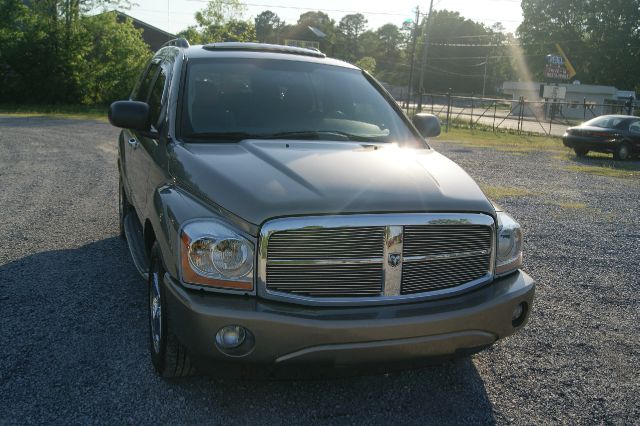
[563,135,618,151]
[164,270,534,365]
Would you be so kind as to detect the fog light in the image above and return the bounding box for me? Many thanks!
[512,302,528,327]
[215,325,246,349]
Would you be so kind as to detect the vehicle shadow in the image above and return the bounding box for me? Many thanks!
[568,153,640,169]
[0,237,495,424]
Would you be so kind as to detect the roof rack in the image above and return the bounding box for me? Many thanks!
[162,38,190,49]
[202,42,326,58]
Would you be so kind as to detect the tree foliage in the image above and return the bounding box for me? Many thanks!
[10,0,635,106]
[178,0,255,44]
[0,0,149,104]
[518,0,640,91]
[255,10,284,44]
[355,56,376,74]
[337,13,367,60]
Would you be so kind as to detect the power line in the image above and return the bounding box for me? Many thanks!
[184,0,522,23]
[185,0,418,17]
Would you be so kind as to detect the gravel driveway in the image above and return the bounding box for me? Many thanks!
[1,116,638,424]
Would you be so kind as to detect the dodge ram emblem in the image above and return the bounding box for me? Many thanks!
[388,253,401,267]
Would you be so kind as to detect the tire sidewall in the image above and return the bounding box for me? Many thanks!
[616,142,631,161]
[574,147,588,157]
[148,244,168,374]
[118,173,129,238]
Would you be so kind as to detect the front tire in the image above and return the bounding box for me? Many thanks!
[148,242,195,378]
[574,147,589,157]
[118,174,130,239]
[613,142,631,161]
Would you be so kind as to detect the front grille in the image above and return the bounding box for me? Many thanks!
[401,225,492,294]
[267,226,384,260]
[266,226,384,297]
[266,263,383,296]
[261,214,494,303]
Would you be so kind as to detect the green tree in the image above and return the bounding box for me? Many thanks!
[297,11,334,32]
[178,0,255,44]
[255,10,283,44]
[354,25,406,84]
[296,10,337,53]
[337,13,367,60]
[376,24,403,60]
[415,10,510,94]
[0,0,149,104]
[518,0,640,91]
[77,12,150,103]
[356,56,376,74]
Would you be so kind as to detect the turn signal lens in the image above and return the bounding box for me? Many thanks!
[496,211,523,276]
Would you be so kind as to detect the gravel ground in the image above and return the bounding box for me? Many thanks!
[1,116,638,424]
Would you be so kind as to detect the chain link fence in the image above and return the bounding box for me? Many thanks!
[398,92,636,136]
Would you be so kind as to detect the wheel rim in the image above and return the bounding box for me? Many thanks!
[150,270,162,354]
[619,145,629,160]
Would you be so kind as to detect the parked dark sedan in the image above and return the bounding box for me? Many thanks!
[563,115,640,160]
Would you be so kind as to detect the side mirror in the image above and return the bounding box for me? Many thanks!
[412,113,441,138]
[109,100,150,131]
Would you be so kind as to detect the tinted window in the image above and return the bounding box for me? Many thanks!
[629,120,640,134]
[180,58,415,143]
[583,116,626,129]
[148,66,168,128]
[133,62,160,102]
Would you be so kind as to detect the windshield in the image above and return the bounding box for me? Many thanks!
[180,58,416,143]
[583,116,627,129]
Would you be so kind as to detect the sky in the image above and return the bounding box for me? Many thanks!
[125,0,524,36]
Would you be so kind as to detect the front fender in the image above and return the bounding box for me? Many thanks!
[149,185,258,279]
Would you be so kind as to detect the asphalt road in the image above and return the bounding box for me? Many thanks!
[1,116,639,424]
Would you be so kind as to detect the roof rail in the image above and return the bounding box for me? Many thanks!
[202,42,326,58]
[162,38,190,49]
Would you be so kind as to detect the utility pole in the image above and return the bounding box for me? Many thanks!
[405,6,420,112]
[482,56,489,97]
[417,0,434,112]
[482,35,494,98]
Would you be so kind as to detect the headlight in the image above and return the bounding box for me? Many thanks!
[495,211,523,276]
[180,221,254,290]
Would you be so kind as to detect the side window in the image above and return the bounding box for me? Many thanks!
[147,65,168,129]
[132,61,160,102]
[629,121,640,134]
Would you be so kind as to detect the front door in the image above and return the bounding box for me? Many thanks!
[124,59,161,215]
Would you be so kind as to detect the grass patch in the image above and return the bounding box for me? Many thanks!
[438,127,565,154]
[480,185,536,200]
[566,164,640,179]
[0,104,107,121]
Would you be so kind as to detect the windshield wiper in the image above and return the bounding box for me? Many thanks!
[183,130,389,142]
[183,132,259,141]
[260,130,388,142]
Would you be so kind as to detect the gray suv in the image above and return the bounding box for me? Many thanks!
[109,40,534,377]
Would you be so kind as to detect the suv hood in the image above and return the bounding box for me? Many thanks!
[169,140,494,226]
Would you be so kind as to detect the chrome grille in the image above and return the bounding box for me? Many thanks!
[267,227,384,260]
[403,225,493,256]
[402,225,492,295]
[266,226,384,297]
[266,263,383,296]
[259,214,495,305]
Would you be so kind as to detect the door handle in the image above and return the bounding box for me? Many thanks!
[128,138,139,149]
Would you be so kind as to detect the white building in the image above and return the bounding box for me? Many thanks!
[502,81,635,120]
